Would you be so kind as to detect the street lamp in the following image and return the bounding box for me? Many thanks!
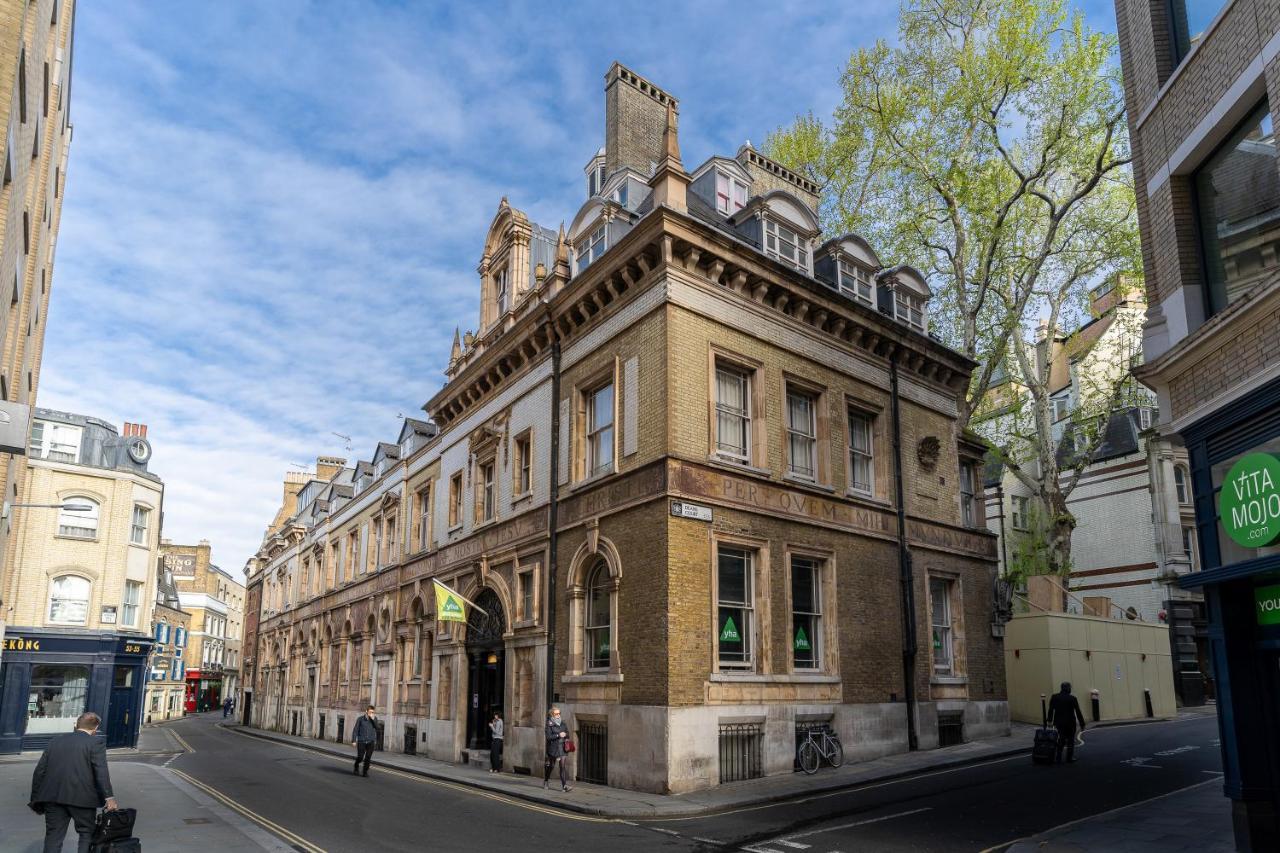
[1,501,93,521]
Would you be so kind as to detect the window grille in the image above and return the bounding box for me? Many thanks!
[719,722,763,783]
[577,720,608,785]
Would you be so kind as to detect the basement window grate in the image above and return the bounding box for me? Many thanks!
[938,711,965,747]
[719,722,763,783]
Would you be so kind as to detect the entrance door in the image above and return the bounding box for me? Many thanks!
[106,666,135,748]
[464,589,506,750]
[242,691,252,725]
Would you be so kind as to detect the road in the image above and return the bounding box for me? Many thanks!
[119,711,1221,852]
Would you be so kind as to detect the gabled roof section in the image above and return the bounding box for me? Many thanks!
[689,155,752,185]
[396,417,437,445]
[817,233,882,270]
[877,264,931,299]
[731,189,821,235]
[372,442,401,466]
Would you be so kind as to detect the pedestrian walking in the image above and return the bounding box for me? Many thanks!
[1048,681,1087,764]
[28,711,120,853]
[542,706,571,792]
[222,698,232,718]
[488,711,504,773]
[352,705,378,777]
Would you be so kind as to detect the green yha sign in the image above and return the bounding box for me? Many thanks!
[1221,453,1280,549]
[1256,584,1280,626]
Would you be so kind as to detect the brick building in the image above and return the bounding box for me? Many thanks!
[0,409,159,753]
[160,540,244,714]
[145,563,189,723]
[243,63,1007,794]
[0,0,76,669]
[1114,0,1280,845]
[980,278,1208,704]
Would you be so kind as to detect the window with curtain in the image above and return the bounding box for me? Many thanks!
[586,381,615,477]
[930,577,954,675]
[585,562,612,669]
[786,388,817,479]
[48,575,89,624]
[130,505,150,545]
[58,497,98,539]
[26,665,89,733]
[715,363,750,460]
[848,409,873,495]
[122,580,142,627]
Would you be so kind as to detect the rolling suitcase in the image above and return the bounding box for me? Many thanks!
[1032,695,1057,765]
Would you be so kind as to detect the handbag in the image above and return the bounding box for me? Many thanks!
[564,740,576,754]
[92,808,137,843]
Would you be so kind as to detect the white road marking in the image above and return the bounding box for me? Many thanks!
[1153,745,1199,756]
[647,827,681,836]
[774,841,812,849]
[691,837,724,846]
[786,807,932,840]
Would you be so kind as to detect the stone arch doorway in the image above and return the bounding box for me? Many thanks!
[465,588,506,750]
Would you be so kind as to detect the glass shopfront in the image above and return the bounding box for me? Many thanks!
[25,665,90,735]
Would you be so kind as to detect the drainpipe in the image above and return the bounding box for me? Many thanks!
[996,482,1009,578]
[544,315,562,708]
[890,350,918,751]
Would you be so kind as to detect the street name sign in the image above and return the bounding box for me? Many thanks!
[671,500,712,521]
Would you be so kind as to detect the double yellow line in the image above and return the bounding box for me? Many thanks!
[169,766,327,853]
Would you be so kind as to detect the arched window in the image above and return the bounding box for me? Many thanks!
[585,562,612,670]
[58,497,99,539]
[1174,466,1191,506]
[48,575,90,624]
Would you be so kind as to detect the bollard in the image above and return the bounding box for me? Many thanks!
[1090,688,1100,722]
[1144,688,1153,718]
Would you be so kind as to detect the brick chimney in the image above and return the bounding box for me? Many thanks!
[315,455,346,482]
[122,422,148,438]
[604,63,678,179]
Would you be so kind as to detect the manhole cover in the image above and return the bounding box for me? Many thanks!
[183,818,212,825]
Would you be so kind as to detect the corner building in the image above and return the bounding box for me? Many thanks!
[245,63,1007,794]
[1115,0,1280,845]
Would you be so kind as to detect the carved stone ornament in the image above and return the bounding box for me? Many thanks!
[917,436,941,471]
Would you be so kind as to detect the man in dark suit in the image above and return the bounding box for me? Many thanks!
[29,711,119,853]
[1048,681,1087,764]
[351,705,378,777]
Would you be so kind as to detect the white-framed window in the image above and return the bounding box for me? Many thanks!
[764,219,807,270]
[175,627,185,647]
[717,546,754,668]
[122,580,142,627]
[58,497,99,539]
[515,433,532,495]
[960,463,979,527]
[130,505,150,545]
[715,171,747,215]
[494,266,509,317]
[585,562,612,670]
[586,381,615,477]
[791,555,822,670]
[1052,397,1070,422]
[1182,525,1199,570]
[1011,495,1029,531]
[48,574,90,625]
[894,290,925,331]
[714,363,751,461]
[847,409,874,495]
[576,225,607,270]
[786,387,817,480]
[416,485,431,551]
[837,258,873,305]
[1174,465,1191,505]
[480,460,495,522]
[29,420,81,462]
[930,577,954,675]
[519,570,535,622]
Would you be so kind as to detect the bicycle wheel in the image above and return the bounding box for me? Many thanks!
[798,739,820,775]
[826,736,844,768]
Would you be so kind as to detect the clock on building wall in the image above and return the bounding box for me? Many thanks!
[127,438,152,464]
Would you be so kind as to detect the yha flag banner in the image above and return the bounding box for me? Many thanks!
[433,578,483,623]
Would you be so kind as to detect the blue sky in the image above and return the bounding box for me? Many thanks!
[40,0,1120,575]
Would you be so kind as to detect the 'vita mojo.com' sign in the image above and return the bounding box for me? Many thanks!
[1222,453,1280,549]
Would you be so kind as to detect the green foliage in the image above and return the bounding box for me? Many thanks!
[1006,500,1073,582]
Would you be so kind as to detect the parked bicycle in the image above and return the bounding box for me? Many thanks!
[797,725,843,774]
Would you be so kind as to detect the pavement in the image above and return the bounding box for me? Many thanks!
[227,716,1044,817]
[1004,778,1234,853]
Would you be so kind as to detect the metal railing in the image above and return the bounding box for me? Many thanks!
[719,722,763,783]
[577,720,608,785]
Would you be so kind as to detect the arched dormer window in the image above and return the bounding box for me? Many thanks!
[817,234,882,307]
[878,265,931,334]
[733,191,821,276]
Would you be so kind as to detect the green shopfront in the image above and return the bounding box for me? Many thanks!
[1179,381,1280,847]
[0,628,153,754]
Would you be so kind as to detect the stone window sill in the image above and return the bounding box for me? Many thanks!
[561,672,624,683]
[931,675,968,686]
[709,673,841,684]
[570,469,618,491]
[782,473,835,493]
[512,491,533,505]
[706,454,771,478]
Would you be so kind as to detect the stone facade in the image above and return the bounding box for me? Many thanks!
[243,63,1007,795]
[0,0,76,654]
[160,540,244,714]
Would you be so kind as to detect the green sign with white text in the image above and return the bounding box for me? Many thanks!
[1221,453,1280,549]
[720,617,741,643]
[1257,585,1280,626]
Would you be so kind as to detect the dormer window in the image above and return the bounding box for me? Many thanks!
[837,258,873,305]
[894,290,925,331]
[764,219,807,270]
[715,172,747,215]
[495,266,509,317]
[577,225,607,271]
[614,183,628,207]
[587,162,606,197]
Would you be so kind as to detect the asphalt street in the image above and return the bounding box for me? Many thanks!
[52,711,1221,853]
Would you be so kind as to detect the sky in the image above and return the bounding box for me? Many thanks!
[40,0,1121,577]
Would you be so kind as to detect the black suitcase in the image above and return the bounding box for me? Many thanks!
[1032,695,1058,765]
[89,839,140,853]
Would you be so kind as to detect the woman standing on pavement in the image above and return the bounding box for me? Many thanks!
[542,707,571,792]
[488,711,504,773]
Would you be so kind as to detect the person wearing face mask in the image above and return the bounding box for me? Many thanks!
[543,707,571,792]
